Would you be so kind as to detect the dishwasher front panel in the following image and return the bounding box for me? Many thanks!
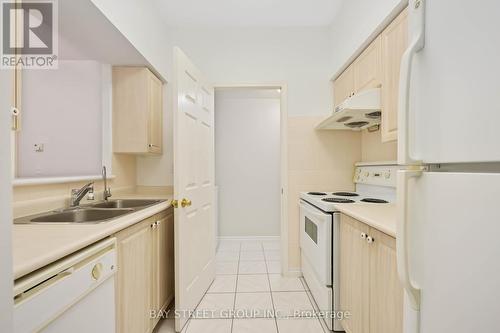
[14,239,117,333]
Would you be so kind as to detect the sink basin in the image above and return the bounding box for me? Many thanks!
[91,199,162,209]
[28,209,132,224]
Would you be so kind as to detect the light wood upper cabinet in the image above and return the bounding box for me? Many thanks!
[113,67,163,154]
[340,214,370,333]
[369,228,404,333]
[148,73,163,154]
[381,8,408,142]
[334,66,355,108]
[115,209,174,333]
[354,36,382,93]
[340,214,404,333]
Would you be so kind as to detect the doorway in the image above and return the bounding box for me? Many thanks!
[214,85,288,274]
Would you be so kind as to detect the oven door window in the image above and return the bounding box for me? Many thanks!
[305,217,318,244]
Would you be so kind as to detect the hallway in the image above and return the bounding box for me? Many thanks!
[156,239,328,333]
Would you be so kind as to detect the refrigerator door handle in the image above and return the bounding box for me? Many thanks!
[398,0,425,166]
[397,169,422,311]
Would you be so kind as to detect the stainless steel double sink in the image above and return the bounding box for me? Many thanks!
[15,199,165,224]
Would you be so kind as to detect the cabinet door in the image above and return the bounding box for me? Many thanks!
[340,214,370,333]
[369,228,404,333]
[334,65,355,108]
[381,8,408,142]
[354,36,382,93]
[116,219,154,333]
[148,72,163,154]
[152,211,174,318]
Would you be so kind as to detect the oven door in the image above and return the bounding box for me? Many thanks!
[299,200,332,286]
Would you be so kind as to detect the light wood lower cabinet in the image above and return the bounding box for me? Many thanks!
[340,215,370,333]
[115,208,174,333]
[340,214,403,333]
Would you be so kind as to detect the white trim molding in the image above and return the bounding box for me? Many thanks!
[13,174,116,187]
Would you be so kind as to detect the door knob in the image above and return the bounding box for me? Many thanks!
[171,200,178,208]
[181,198,192,207]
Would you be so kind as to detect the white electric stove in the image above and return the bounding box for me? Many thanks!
[299,162,399,331]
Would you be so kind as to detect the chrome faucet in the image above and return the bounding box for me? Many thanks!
[70,182,94,207]
[102,166,112,201]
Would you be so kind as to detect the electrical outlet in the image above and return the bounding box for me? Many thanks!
[34,143,44,152]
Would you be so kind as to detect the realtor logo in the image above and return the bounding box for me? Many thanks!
[1,0,58,69]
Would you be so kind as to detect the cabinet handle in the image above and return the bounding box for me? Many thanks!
[11,107,20,131]
[360,232,367,239]
[366,236,374,244]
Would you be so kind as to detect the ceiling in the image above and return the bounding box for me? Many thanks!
[154,0,344,27]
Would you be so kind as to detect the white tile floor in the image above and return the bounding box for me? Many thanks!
[155,239,328,333]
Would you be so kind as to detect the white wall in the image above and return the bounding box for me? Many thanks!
[329,0,406,75]
[171,27,333,117]
[215,88,281,237]
[90,0,175,187]
[18,61,104,178]
[141,26,335,186]
[0,70,13,331]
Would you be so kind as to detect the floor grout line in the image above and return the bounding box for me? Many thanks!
[262,242,280,333]
[230,243,241,333]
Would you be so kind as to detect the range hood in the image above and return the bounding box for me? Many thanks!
[316,88,382,130]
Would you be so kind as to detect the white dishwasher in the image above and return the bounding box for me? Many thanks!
[13,238,117,333]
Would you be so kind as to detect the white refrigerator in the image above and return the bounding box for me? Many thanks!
[397,1,500,333]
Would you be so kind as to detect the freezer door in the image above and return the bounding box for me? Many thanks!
[406,172,500,332]
[406,0,500,163]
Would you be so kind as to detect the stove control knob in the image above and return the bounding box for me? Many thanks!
[364,172,370,177]
[384,172,391,179]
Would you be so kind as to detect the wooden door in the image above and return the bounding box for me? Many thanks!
[116,218,154,333]
[148,71,163,153]
[340,214,370,333]
[354,36,382,93]
[173,47,216,332]
[381,8,408,142]
[369,228,404,333]
[334,65,355,107]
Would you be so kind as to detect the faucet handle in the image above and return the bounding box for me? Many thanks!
[87,184,95,200]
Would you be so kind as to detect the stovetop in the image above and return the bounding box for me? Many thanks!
[301,189,393,212]
[301,164,398,212]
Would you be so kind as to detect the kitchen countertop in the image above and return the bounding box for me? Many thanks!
[12,192,173,280]
[335,203,397,237]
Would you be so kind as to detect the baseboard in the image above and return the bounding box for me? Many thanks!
[218,236,280,242]
[284,268,302,278]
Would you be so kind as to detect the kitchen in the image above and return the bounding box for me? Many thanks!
[1,1,500,333]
